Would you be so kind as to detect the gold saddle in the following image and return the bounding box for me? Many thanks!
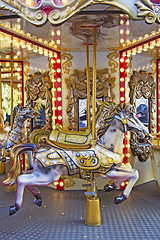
[49,124,92,145]
[44,137,91,150]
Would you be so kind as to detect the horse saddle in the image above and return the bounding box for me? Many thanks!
[45,137,91,150]
[49,123,91,145]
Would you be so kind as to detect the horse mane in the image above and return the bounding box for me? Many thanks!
[97,103,131,142]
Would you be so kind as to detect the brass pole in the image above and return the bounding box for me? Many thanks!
[0,66,2,109]
[92,27,97,140]
[86,36,91,130]
[10,45,14,129]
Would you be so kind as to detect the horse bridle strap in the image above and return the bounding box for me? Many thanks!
[114,115,128,133]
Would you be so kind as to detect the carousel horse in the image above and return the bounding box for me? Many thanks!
[0,106,37,163]
[2,103,150,215]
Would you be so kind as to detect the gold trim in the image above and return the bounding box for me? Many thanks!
[107,52,119,73]
[61,53,73,74]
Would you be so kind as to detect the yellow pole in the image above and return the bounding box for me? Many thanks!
[10,47,14,129]
[92,27,97,140]
[86,36,91,130]
[0,66,2,109]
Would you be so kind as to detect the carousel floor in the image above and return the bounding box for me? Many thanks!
[0,175,160,240]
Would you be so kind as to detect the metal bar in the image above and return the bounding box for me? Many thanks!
[78,10,124,15]
[10,47,14,129]
[0,66,2,109]
[92,27,97,140]
[0,15,20,20]
[86,36,91,130]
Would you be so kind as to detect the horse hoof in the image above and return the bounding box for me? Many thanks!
[104,183,116,192]
[34,198,42,207]
[9,204,20,216]
[114,194,127,204]
[27,167,33,171]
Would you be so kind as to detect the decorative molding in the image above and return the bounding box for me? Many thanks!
[151,58,156,78]
[107,52,119,73]
[62,53,73,74]
[129,70,156,162]
[135,0,160,24]
[129,70,156,101]
[65,68,115,130]
[0,0,155,26]
[25,71,53,130]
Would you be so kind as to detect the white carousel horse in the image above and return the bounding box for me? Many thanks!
[2,103,149,215]
[0,106,37,164]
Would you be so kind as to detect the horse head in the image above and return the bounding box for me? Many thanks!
[114,103,149,139]
[16,106,38,123]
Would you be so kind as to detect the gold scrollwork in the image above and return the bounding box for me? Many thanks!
[107,52,119,73]
[62,53,73,74]
[151,59,156,78]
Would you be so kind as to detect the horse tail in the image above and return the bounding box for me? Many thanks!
[2,143,36,186]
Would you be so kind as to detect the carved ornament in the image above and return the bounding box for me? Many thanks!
[135,0,160,24]
[0,0,155,26]
[129,70,156,162]
[25,71,53,130]
[65,68,115,130]
[107,52,119,74]
[62,53,73,74]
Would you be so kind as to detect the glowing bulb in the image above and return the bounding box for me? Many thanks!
[57,68,61,73]
[59,181,64,186]
[26,0,32,6]
[17,51,21,56]
[56,30,61,36]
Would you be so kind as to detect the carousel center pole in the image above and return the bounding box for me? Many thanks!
[86,36,91,130]
[85,26,102,226]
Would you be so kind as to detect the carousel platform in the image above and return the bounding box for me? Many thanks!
[0,175,160,240]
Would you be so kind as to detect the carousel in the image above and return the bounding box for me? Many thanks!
[0,0,160,239]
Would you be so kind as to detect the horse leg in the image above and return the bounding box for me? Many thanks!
[9,165,62,215]
[106,164,139,204]
[26,185,42,207]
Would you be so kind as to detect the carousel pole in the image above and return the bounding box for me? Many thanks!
[92,27,97,140]
[86,36,91,130]
[0,66,2,109]
[10,41,14,129]
[85,26,102,226]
